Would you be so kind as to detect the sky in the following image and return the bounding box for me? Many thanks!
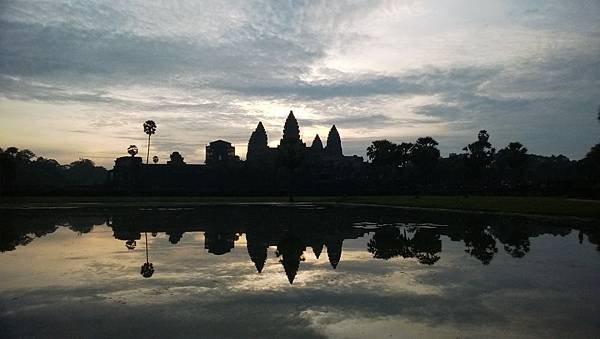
[0,0,599,167]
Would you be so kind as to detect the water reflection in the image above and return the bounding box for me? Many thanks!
[140,232,154,278]
[2,204,600,338]
[1,205,599,284]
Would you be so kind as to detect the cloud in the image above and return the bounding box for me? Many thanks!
[0,0,599,166]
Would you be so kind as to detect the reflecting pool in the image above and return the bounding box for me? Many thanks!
[1,204,599,338]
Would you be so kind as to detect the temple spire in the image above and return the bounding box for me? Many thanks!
[247,121,268,161]
[281,110,301,145]
[326,239,343,269]
[311,134,323,150]
[325,125,342,157]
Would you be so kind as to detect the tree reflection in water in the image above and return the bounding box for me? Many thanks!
[463,226,498,265]
[1,205,599,282]
[367,226,441,265]
[140,232,154,278]
[125,240,137,250]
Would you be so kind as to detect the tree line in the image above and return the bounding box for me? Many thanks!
[1,117,599,196]
[364,129,600,196]
[0,147,107,195]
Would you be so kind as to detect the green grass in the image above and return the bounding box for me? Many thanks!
[338,196,600,219]
[1,195,599,219]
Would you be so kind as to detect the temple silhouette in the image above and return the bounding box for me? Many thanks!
[3,109,597,197]
[246,111,357,165]
[109,111,364,194]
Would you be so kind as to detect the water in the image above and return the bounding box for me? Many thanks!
[1,204,599,338]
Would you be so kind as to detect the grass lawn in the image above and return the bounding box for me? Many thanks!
[337,196,600,219]
[1,195,598,219]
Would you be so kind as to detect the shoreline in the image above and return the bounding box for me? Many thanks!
[1,195,599,220]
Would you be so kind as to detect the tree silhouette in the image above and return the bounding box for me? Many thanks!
[140,232,154,278]
[411,137,440,171]
[127,145,138,157]
[463,226,498,265]
[125,239,136,250]
[367,226,407,260]
[4,146,18,157]
[502,142,528,170]
[367,226,442,265]
[412,228,442,265]
[67,159,105,186]
[367,140,397,166]
[582,143,600,183]
[497,142,528,189]
[411,137,440,194]
[168,151,185,165]
[143,120,157,164]
[396,142,414,168]
[463,130,496,190]
[16,149,36,162]
[495,227,531,258]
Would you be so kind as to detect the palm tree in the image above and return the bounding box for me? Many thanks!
[503,142,528,171]
[411,136,441,195]
[143,120,157,164]
[127,145,138,157]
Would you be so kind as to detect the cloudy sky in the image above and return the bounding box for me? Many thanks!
[0,0,598,167]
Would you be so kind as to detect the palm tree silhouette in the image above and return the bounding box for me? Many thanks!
[127,145,138,157]
[125,239,136,250]
[140,232,154,278]
[143,120,157,164]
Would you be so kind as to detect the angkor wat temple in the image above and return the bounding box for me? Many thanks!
[246,110,363,167]
[109,111,365,194]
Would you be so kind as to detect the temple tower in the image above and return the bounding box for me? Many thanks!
[311,134,323,150]
[325,125,342,158]
[247,121,268,161]
[280,110,302,146]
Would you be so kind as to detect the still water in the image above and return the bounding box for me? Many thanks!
[1,204,599,338]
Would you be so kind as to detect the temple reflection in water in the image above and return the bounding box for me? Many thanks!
[2,204,599,284]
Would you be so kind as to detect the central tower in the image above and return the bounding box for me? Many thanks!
[280,110,302,146]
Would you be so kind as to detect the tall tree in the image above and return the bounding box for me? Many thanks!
[582,143,600,183]
[396,142,414,168]
[366,140,397,166]
[411,137,440,189]
[463,130,496,187]
[367,140,413,168]
[143,120,157,164]
[496,142,528,190]
[501,142,528,171]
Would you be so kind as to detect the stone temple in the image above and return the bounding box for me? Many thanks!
[246,110,361,167]
[109,110,364,193]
